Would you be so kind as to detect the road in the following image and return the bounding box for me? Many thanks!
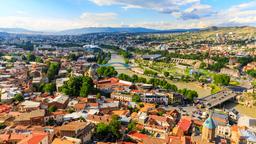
[198,90,238,108]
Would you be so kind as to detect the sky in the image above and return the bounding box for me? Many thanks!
[0,0,256,31]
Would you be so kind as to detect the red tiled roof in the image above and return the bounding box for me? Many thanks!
[128,131,148,140]
[26,133,47,144]
[177,118,192,132]
[19,132,48,144]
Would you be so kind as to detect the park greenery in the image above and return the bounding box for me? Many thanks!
[118,73,147,83]
[247,69,256,78]
[213,74,231,86]
[178,88,198,102]
[60,76,94,97]
[97,66,118,78]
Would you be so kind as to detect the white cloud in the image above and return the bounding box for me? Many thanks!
[0,12,118,31]
[0,1,256,31]
[89,0,199,13]
[80,12,117,22]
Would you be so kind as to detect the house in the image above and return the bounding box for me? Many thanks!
[111,92,133,102]
[18,132,49,144]
[63,111,87,121]
[0,104,11,113]
[100,101,120,111]
[19,100,41,112]
[14,109,45,125]
[44,111,66,124]
[168,93,184,104]
[96,78,132,93]
[52,136,81,144]
[86,114,112,124]
[220,68,240,78]
[55,121,95,143]
[56,78,69,92]
[47,94,69,109]
[140,93,168,105]
[176,117,192,134]
[74,103,86,111]
[144,115,173,134]
[127,131,148,142]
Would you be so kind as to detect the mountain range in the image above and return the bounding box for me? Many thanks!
[0,27,200,35]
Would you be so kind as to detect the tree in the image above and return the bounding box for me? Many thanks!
[132,94,141,103]
[61,76,94,97]
[0,123,6,129]
[80,82,90,97]
[127,121,136,132]
[48,106,57,112]
[109,115,122,139]
[26,53,36,61]
[164,71,170,77]
[178,89,198,102]
[35,57,43,63]
[14,93,24,102]
[213,74,230,86]
[199,62,207,69]
[47,62,60,81]
[68,53,79,61]
[96,93,101,99]
[43,83,56,94]
[96,123,109,136]
[247,70,256,78]
[97,66,117,78]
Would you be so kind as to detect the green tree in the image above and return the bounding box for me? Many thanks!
[47,62,60,81]
[127,121,136,132]
[96,93,101,99]
[26,53,36,61]
[178,88,198,102]
[43,83,56,94]
[35,57,43,63]
[132,94,141,103]
[199,62,207,69]
[61,76,94,97]
[109,115,122,139]
[213,74,230,86]
[14,93,24,102]
[97,66,117,78]
[96,122,109,136]
[164,71,170,77]
[48,106,57,112]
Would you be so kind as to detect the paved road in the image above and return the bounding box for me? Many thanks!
[198,90,238,108]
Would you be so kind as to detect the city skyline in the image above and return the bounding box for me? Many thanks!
[0,0,256,31]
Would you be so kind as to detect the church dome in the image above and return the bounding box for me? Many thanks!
[203,116,216,129]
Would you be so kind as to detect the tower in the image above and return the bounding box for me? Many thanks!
[202,113,216,142]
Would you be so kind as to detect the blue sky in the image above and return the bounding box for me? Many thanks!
[0,0,255,31]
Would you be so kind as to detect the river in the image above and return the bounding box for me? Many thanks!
[108,53,211,97]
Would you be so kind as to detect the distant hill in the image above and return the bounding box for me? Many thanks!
[56,27,160,35]
[56,27,201,35]
[0,27,200,35]
[0,28,44,35]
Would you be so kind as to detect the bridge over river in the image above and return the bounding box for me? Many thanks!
[197,90,238,109]
[100,62,132,70]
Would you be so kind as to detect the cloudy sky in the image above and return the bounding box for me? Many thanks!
[0,0,256,31]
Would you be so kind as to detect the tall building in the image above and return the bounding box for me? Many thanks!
[202,114,216,142]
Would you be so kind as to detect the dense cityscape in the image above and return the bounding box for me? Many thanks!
[1,0,256,144]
